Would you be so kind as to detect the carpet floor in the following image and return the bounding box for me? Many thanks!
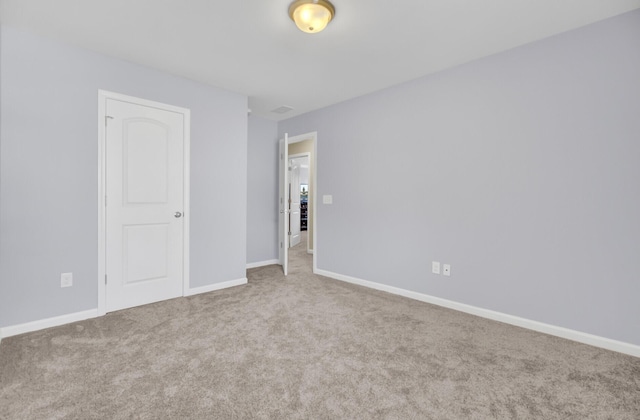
[1,238,639,419]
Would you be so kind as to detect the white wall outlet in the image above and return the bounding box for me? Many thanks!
[432,261,441,274]
[443,264,451,276]
[322,195,333,204]
[61,272,73,288]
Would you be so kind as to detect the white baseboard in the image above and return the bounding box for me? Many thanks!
[246,259,279,269]
[307,249,314,255]
[185,277,247,296]
[0,279,248,341]
[0,309,99,340]
[315,269,640,358]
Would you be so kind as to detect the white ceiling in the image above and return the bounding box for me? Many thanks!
[2,0,640,121]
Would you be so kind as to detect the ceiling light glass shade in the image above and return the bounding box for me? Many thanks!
[289,0,335,34]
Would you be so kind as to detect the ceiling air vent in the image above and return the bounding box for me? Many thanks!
[271,105,294,114]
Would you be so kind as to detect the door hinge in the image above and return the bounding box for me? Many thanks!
[105,115,114,125]
[280,242,283,248]
[104,195,107,206]
[288,231,291,236]
[104,274,107,284]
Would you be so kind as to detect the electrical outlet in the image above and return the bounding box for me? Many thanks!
[432,261,441,274]
[61,272,73,288]
[443,264,451,276]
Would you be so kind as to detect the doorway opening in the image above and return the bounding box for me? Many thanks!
[288,153,310,252]
[279,132,317,276]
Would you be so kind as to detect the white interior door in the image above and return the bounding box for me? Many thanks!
[289,159,301,248]
[105,98,185,312]
[278,134,289,275]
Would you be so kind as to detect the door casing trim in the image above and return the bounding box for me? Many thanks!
[97,90,191,316]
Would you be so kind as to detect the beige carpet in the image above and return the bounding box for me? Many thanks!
[1,237,639,419]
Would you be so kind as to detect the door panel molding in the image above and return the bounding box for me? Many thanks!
[98,90,190,316]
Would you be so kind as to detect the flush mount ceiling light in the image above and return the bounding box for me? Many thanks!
[289,0,335,34]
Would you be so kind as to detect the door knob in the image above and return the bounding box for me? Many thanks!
[174,211,182,218]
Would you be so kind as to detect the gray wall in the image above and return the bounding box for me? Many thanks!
[0,26,247,327]
[247,115,279,264]
[278,10,640,345]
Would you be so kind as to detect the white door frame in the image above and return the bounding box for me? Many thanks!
[97,90,191,316]
[288,152,311,253]
[286,132,318,274]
